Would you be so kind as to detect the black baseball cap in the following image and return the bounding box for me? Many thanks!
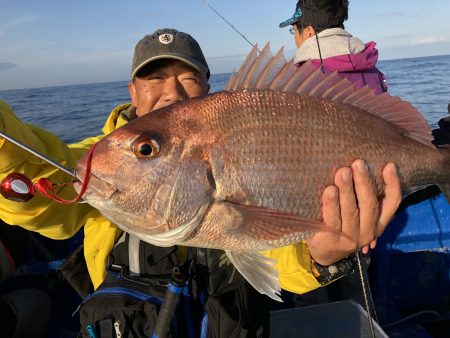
[279,4,303,28]
[131,28,210,79]
[279,0,348,31]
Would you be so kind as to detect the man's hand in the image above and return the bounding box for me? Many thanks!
[306,160,402,266]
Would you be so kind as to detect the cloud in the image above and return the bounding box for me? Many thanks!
[0,14,38,36]
[1,15,37,29]
[0,62,17,71]
[2,40,55,56]
[411,36,447,45]
[373,11,420,18]
[378,34,450,50]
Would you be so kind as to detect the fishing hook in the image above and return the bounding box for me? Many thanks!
[0,130,92,204]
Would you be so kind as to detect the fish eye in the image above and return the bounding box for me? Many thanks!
[132,137,160,159]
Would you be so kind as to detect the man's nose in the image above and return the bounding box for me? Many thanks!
[162,77,188,103]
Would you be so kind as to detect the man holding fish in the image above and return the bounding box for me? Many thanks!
[0,28,403,336]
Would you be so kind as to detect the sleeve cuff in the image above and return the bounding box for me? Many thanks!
[310,253,356,285]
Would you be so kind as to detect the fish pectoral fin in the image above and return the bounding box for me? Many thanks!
[226,202,334,241]
[225,250,282,302]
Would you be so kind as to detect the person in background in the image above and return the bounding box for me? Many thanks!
[432,103,450,145]
[280,0,387,94]
[278,0,450,313]
[0,28,401,337]
[277,0,390,309]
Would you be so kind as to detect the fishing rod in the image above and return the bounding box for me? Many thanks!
[0,131,76,178]
[205,3,261,53]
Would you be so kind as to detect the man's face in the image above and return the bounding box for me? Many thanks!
[128,59,210,117]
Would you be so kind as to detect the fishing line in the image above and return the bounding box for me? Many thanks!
[204,2,261,53]
[355,250,377,338]
[308,0,326,74]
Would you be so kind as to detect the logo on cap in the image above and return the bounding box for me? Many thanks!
[159,33,174,44]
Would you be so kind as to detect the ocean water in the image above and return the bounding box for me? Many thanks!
[0,54,449,144]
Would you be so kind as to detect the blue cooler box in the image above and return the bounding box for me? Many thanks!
[370,192,450,334]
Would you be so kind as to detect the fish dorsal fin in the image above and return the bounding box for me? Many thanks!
[225,43,433,148]
[242,43,273,89]
[225,44,259,91]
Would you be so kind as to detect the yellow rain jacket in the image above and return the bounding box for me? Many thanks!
[0,100,320,293]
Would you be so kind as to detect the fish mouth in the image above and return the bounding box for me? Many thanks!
[73,167,118,201]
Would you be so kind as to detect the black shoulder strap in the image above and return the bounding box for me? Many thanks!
[109,232,177,277]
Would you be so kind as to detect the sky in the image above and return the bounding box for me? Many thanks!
[0,0,449,90]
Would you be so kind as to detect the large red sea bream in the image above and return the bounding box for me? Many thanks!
[75,44,450,301]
